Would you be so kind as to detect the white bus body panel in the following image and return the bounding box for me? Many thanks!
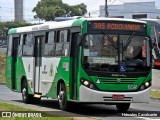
[40,57,60,95]
[79,85,150,103]
[22,57,60,95]
[22,57,35,93]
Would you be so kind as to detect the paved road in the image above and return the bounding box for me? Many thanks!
[152,69,160,90]
[0,69,160,120]
[0,48,7,53]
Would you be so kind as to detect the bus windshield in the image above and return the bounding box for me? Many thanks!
[83,33,150,72]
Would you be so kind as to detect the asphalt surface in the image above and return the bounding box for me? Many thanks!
[0,69,160,120]
[152,69,160,90]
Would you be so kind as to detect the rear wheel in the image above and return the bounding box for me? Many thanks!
[22,80,33,103]
[22,80,41,104]
[116,103,130,112]
[58,83,68,110]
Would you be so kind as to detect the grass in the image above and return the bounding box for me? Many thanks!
[0,52,6,84]
[150,90,160,99]
[0,102,73,120]
[0,102,33,111]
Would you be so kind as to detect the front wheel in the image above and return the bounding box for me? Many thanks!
[116,103,130,112]
[58,83,68,110]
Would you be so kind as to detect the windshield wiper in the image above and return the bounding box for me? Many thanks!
[123,32,135,51]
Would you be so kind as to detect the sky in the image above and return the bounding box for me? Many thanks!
[0,0,160,22]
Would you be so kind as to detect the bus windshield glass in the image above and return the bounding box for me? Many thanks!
[83,33,150,72]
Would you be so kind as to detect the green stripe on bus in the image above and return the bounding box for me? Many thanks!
[8,28,17,34]
[72,18,88,34]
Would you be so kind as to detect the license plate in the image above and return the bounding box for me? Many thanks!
[112,95,124,99]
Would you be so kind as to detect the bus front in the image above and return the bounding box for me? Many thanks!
[79,19,152,111]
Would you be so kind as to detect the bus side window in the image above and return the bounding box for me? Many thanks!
[17,34,23,56]
[22,34,34,56]
[7,35,13,57]
[55,30,70,56]
[44,31,55,56]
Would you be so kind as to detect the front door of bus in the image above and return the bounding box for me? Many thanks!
[34,35,44,93]
[71,33,80,100]
[12,36,19,90]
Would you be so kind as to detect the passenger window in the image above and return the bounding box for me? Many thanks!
[55,30,70,56]
[7,35,13,57]
[23,34,34,56]
[17,34,23,56]
[60,30,68,42]
[44,31,55,56]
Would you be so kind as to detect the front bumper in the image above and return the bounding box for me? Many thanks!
[79,85,150,103]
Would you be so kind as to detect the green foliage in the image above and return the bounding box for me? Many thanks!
[0,52,6,84]
[151,90,160,99]
[32,0,87,21]
[0,21,33,36]
[0,102,73,119]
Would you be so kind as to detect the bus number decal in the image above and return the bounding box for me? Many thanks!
[93,23,106,29]
[128,85,137,90]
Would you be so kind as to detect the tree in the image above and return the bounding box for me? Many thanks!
[0,22,33,36]
[32,0,87,21]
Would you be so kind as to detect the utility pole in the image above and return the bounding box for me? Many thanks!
[105,0,108,17]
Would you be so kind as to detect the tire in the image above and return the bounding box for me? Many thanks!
[116,103,130,112]
[22,80,41,104]
[58,83,68,110]
[22,80,33,103]
[33,97,41,104]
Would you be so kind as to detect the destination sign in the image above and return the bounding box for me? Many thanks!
[88,21,146,32]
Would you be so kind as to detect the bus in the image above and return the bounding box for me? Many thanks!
[141,19,160,68]
[6,18,152,111]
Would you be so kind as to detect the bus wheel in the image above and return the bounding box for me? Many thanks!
[58,83,68,110]
[32,97,41,104]
[116,103,130,112]
[22,80,32,103]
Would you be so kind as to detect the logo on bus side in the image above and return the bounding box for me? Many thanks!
[42,65,47,74]
[49,63,54,76]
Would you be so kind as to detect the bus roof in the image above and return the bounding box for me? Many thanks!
[8,17,147,35]
[140,18,160,24]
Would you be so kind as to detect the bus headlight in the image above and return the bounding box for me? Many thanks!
[145,82,149,87]
[84,81,90,86]
[81,78,97,90]
[139,81,151,91]
[140,85,145,90]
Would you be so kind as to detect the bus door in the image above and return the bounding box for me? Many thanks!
[70,31,81,100]
[11,35,19,90]
[34,33,45,94]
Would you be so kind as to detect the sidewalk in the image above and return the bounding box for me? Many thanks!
[152,69,160,91]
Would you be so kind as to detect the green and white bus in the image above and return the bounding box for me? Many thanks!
[6,18,152,111]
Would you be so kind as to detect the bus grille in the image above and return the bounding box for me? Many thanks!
[99,78,137,84]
